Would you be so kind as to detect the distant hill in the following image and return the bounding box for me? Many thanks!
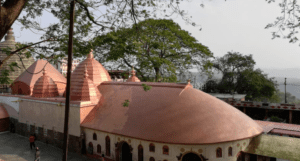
[186,68,300,100]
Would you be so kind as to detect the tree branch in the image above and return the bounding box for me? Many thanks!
[0,0,28,40]
[0,37,56,68]
[122,57,145,79]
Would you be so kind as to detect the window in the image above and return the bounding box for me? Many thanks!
[53,127,57,140]
[93,133,97,140]
[228,147,232,156]
[216,147,222,158]
[27,122,30,132]
[97,144,101,153]
[106,136,111,156]
[149,157,155,161]
[162,145,169,155]
[149,143,155,152]
[35,126,38,134]
[43,126,47,137]
[138,145,143,161]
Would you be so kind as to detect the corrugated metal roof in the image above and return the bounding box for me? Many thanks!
[269,129,300,137]
[208,93,247,99]
[255,120,300,133]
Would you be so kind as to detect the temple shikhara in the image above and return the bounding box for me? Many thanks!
[0,41,298,160]
[0,28,35,92]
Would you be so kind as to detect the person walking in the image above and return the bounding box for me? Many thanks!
[101,154,105,161]
[29,135,35,150]
[35,147,40,161]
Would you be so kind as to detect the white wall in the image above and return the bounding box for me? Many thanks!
[83,128,252,161]
[0,95,20,112]
[0,95,20,118]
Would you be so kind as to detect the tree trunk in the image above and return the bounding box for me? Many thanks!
[154,67,160,82]
[0,0,28,41]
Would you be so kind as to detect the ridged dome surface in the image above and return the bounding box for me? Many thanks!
[11,59,66,95]
[71,49,111,87]
[70,66,101,104]
[0,28,35,84]
[32,69,59,98]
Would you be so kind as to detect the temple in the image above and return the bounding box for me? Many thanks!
[0,49,297,161]
[0,28,35,92]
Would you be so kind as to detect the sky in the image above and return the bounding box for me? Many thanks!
[7,0,300,78]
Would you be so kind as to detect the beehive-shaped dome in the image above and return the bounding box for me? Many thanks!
[0,28,35,85]
[11,59,66,95]
[64,49,111,97]
[32,69,59,98]
[126,67,140,82]
[70,65,101,104]
[72,49,111,87]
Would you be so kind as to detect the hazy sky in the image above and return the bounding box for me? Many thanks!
[8,0,300,73]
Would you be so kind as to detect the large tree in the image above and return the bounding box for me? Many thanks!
[0,0,201,84]
[91,19,213,82]
[202,52,278,101]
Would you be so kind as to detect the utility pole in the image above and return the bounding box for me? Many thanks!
[62,0,75,161]
[194,76,196,87]
[285,77,287,103]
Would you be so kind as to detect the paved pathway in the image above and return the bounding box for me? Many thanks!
[0,132,98,161]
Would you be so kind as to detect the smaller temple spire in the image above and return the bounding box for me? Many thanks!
[42,68,46,76]
[184,79,193,89]
[187,79,191,85]
[126,66,141,82]
[131,66,136,76]
[87,49,94,59]
[4,28,15,42]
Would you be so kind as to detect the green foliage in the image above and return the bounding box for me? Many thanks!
[142,84,152,92]
[122,99,130,107]
[92,19,213,82]
[1,0,200,84]
[202,52,278,101]
[269,115,285,123]
[0,69,12,85]
[272,90,300,104]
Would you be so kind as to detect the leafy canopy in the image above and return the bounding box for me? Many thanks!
[0,0,202,85]
[91,19,213,82]
[202,52,278,101]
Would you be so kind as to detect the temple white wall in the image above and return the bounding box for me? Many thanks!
[0,95,20,118]
[18,99,81,137]
[83,127,252,161]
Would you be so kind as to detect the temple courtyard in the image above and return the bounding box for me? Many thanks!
[0,131,97,161]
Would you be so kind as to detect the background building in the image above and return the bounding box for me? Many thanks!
[0,28,35,93]
[60,57,80,76]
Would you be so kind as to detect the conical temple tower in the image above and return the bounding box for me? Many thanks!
[0,28,35,90]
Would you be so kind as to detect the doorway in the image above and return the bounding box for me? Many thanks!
[182,153,202,161]
[120,142,132,161]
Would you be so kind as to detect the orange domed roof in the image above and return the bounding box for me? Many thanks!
[70,65,101,104]
[71,49,111,87]
[126,67,140,82]
[0,105,9,119]
[32,69,59,98]
[11,59,66,95]
[81,82,263,144]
